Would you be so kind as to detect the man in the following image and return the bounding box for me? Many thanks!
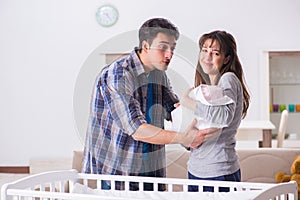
[82,18,218,190]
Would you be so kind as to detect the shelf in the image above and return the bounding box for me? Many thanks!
[270,83,300,86]
[269,51,300,58]
[270,112,300,114]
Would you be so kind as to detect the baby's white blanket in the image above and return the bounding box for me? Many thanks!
[171,84,233,132]
[72,182,261,200]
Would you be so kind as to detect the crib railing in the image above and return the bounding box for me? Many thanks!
[1,169,298,200]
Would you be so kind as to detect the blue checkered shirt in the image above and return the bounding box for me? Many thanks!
[82,49,179,177]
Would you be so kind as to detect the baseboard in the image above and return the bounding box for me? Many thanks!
[0,166,30,174]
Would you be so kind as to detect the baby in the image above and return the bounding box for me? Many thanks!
[171,84,233,132]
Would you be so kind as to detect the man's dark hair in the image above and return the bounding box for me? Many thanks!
[138,18,179,52]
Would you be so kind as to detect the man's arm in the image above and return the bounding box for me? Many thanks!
[132,119,221,148]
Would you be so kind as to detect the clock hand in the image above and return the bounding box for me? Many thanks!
[104,13,111,20]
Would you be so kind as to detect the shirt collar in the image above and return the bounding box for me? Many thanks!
[130,49,147,77]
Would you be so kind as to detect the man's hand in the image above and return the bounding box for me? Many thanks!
[180,119,221,148]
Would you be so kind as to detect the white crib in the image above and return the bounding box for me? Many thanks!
[1,169,298,200]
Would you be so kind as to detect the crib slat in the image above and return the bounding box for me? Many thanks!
[111,180,115,191]
[40,184,45,191]
[183,184,188,192]
[50,182,55,192]
[69,180,75,192]
[59,181,64,192]
[125,180,129,191]
[153,182,157,191]
[97,180,101,189]
[83,179,88,186]
[214,186,218,192]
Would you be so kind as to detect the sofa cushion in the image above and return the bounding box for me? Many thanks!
[72,151,84,172]
[238,148,300,183]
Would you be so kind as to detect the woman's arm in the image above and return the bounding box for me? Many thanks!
[180,73,239,126]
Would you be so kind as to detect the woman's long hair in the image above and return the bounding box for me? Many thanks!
[194,30,250,118]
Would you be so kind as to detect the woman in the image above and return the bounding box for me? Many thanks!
[180,30,250,192]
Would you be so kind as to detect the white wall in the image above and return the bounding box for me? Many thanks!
[1,0,300,165]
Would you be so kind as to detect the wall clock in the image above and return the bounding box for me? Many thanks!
[95,4,119,27]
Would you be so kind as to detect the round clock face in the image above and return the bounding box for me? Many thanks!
[96,5,119,27]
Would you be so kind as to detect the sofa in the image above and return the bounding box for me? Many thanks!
[72,146,300,183]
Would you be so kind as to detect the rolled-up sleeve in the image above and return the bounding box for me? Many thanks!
[100,68,146,135]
